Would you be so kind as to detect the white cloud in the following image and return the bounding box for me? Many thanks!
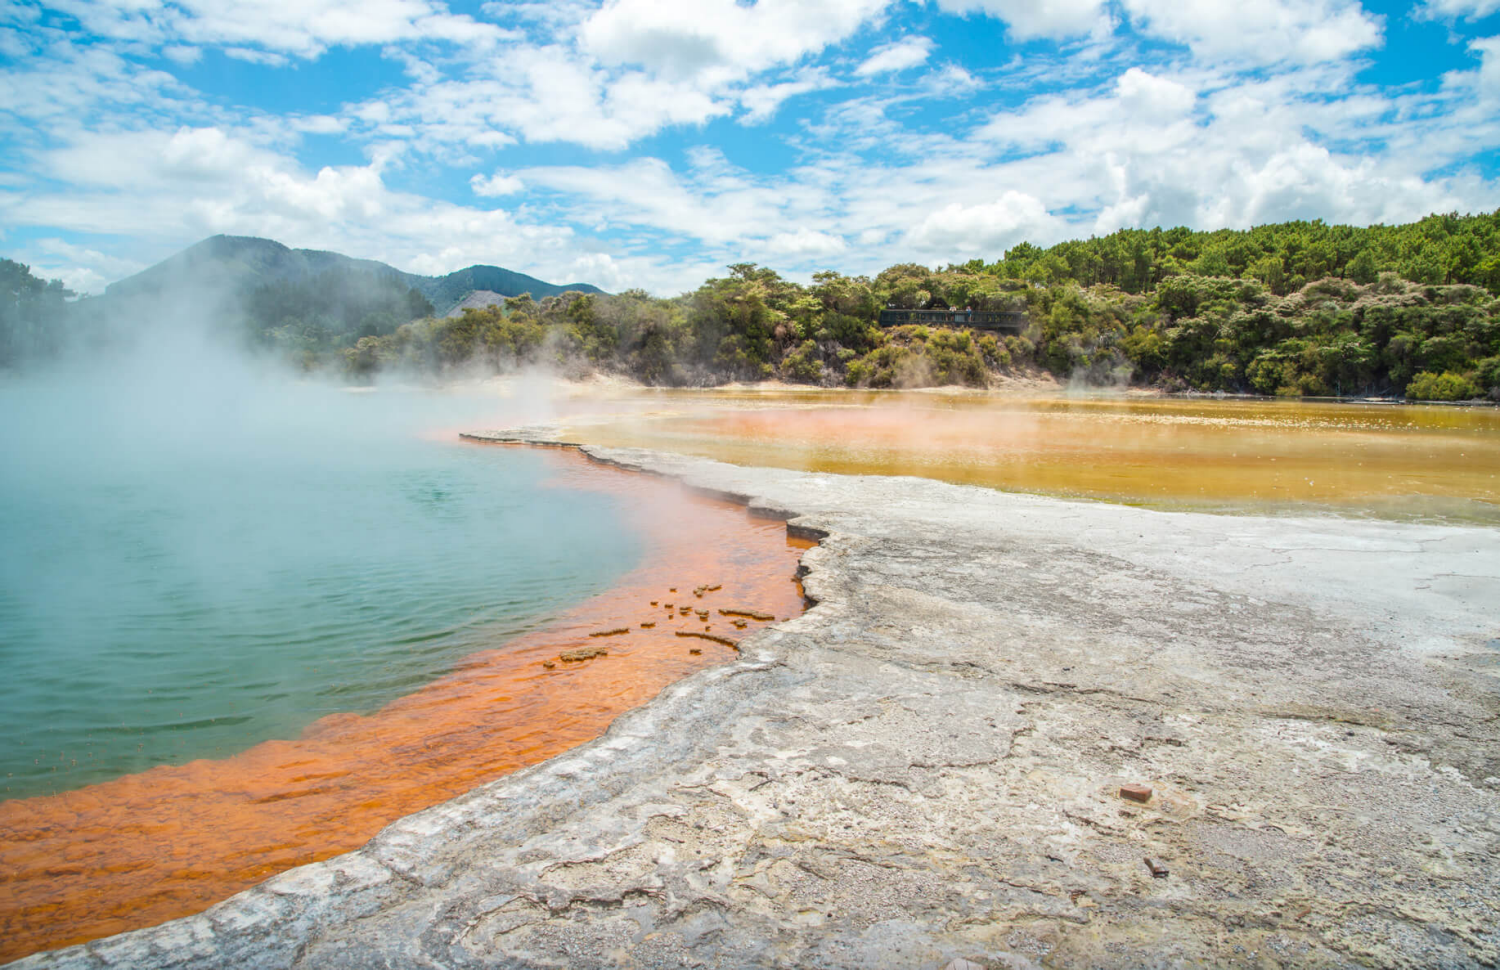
[349,47,736,151]
[765,228,847,256]
[1114,66,1196,120]
[0,38,186,126]
[905,192,1058,256]
[1421,0,1500,19]
[582,0,889,79]
[1121,0,1383,64]
[501,55,1497,285]
[26,238,147,295]
[856,37,932,75]
[470,171,524,196]
[223,46,290,66]
[1474,36,1500,93]
[739,71,832,123]
[161,44,201,64]
[7,0,1500,300]
[933,0,1109,39]
[43,0,514,59]
[922,64,984,97]
[515,157,797,247]
[288,114,347,135]
[2,125,605,288]
[44,126,269,188]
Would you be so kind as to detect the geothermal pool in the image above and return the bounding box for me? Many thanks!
[0,437,639,801]
[0,373,809,961]
[561,391,1500,525]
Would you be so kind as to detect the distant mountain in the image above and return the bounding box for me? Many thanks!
[417,266,603,315]
[105,235,604,314]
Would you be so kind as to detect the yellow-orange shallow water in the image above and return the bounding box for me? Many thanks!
[0,445,811,963]
[563,392,1500,523]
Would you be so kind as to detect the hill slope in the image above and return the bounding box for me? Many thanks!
[105,235,604,313]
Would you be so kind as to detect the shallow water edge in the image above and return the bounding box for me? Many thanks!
[0,445,812,964]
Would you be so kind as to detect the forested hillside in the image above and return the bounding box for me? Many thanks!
[348,211,1500,400]
[2,236,610,369]
[7,212,1500,400]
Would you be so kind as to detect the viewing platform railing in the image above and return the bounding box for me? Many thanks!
[877,308,1029,331]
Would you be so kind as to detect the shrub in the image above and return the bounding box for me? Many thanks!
[1405,371,1479,401]
[1473,355,1500,394]
[780,340,823,382]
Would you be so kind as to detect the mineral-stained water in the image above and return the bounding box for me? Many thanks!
[568,391,1500,525]
[0,372,640,800]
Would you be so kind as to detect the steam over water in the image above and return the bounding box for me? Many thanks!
[0,360,640,800]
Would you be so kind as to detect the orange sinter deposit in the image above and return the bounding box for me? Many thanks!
[569,396,1500,522]
[0,444,813,964]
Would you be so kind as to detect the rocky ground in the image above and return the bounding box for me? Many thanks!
[15,430,1500,969]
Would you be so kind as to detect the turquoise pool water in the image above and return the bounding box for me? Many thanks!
[0,368,641,800]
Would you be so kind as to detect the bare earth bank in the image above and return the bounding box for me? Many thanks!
[14,431,1500,970]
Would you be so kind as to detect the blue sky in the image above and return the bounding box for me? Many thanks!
[2,0,1498,295]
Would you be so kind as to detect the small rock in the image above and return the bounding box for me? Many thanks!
[1120,783,1153,803]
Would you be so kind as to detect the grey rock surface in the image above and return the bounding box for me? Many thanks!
[14,430,1500,969]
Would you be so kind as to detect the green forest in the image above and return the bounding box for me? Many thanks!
[6,210,1500,400]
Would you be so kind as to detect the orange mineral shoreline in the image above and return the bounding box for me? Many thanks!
[0,443,813,964]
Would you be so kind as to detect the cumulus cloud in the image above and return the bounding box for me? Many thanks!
[470,171,524,196]
[0,124,603,289]
[514,157,804,247]
[905,192,1058,256]
[765,228,847,256]
[581,0,888,79]
[287,114,347,135]
[1114,66,1196,120]
[0,37,186,126]
[7,0,1500,299]
[1121,0,1383,64]
[856,37,932,75]
[933,0,1110,39]
[342,46,740,151]
[45,0,513,59]
[1421,0,1500,19]
[1474,36,1500,93]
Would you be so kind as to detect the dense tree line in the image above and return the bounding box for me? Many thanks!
[0,259,73,367]
[345,211,1500,401]
[6,211,1500,400]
